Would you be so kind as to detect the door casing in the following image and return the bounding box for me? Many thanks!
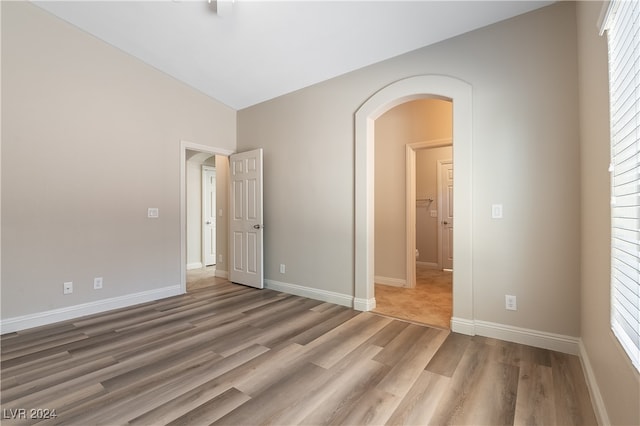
[438,159,453,270]
[354,74,474,335]
[180,140,233,294]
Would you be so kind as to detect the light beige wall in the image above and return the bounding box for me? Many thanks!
[238,2,581,336]
[1,2,236,319]
[374,99,452,280]
[416,146,453,265]
[576,2,639,424]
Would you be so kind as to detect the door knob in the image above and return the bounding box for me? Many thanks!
[443,221,449,225]
[205,221,212,225]
[253,224,263,229]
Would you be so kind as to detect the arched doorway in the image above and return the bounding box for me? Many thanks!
[354,75,474,334]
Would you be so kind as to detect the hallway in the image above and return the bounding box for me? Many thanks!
[373,265,452,328]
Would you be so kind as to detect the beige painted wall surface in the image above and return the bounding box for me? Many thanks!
[577,2,639,425]
[1,2,236,319]
[238,2,581,336]
[374,99,452,280]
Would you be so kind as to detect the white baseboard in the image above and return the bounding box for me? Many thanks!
[215,269,228,279]
[265,279,353,308]
[451,317,476,335]
[186,262,203,270]
[0,285,182,334]
[475,320,580,355]
[354,297,376,311]
[578,339,610,426]
[374,276,406,287]
[451,318,580,355]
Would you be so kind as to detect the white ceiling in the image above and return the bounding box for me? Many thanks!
[33,1,553,110]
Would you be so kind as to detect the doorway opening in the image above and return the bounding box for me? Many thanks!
[354,75,474,335]
[185,152,219,291]
[371,98,453,328]
[180,141,233,294]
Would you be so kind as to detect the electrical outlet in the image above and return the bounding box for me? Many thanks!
[63,282,73,295]
[505,294,517,311]
[279,264,286,274]
[94,277,103,290]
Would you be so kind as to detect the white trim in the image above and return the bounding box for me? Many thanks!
[202,165,216,268]
[180,140,234,294]
[451,317,476,335]
[475,320,580,355]
[436,159,453,270]
[410,138,453,149]
[354,297,376,311]
[598,0,612,35]
[355,75,473,323]
[265,279,353,308]
[451,318,580,355]
[187,262,203,270]
[578,339,611,426]
[374,276,407,287]
[182,140,234,157]
[0,285,181,334]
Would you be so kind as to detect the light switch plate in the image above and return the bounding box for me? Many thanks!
[430,210,438,217]
[505,294,517,310]
[148,208,159,218]
[491,204,503,219]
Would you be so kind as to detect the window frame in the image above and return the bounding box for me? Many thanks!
[600,0,640,373]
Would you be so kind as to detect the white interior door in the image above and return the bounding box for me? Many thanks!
[440,160,454,270]
[229,149,264,289]
[203,166,216,267]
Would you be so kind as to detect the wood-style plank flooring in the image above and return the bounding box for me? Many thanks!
[1,279,597,425]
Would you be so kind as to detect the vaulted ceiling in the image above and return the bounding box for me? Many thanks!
[34,1,554,110]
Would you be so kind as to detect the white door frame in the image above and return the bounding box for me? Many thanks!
[354,75,474,335]
[180,140,233,294]
[437,159,453,270]
[405,138,452,288]
[202,165,216,267]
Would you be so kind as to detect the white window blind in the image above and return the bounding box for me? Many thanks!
[602,0,640,372]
